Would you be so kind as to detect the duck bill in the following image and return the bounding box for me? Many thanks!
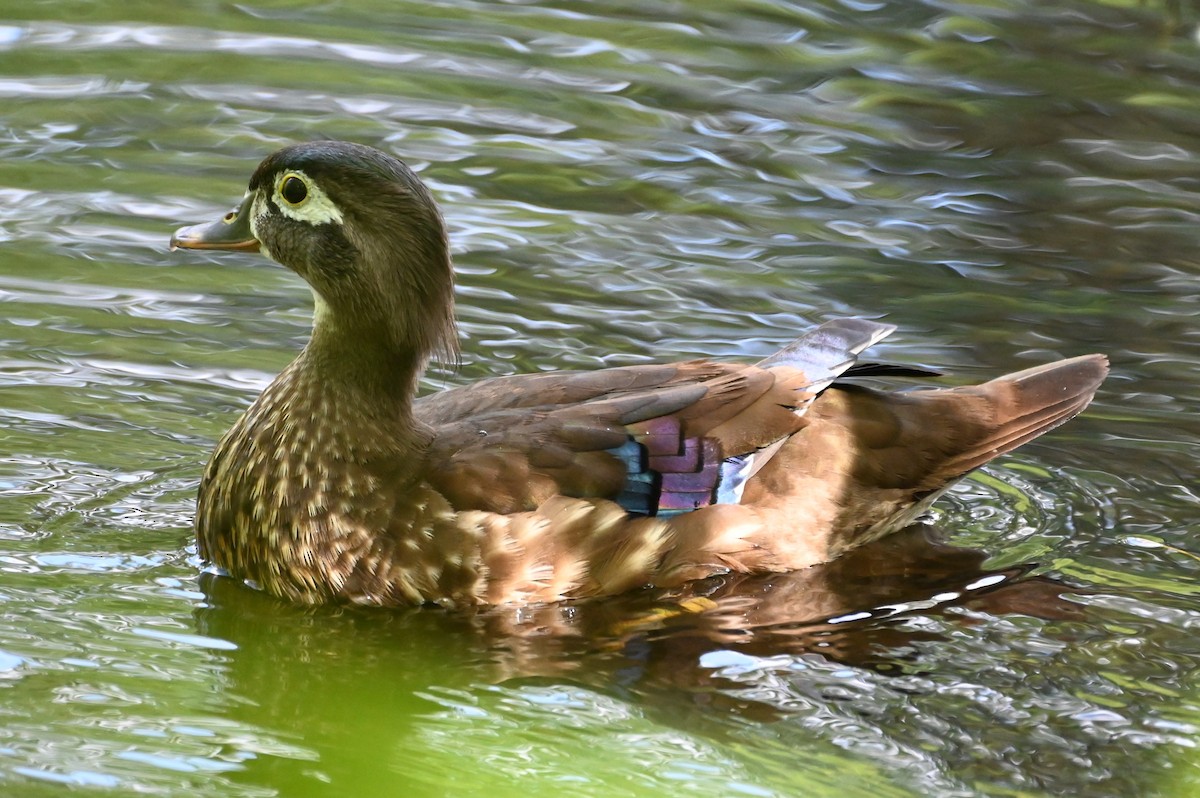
[170,193,260,253]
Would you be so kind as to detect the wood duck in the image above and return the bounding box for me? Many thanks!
[170,140,1108,608]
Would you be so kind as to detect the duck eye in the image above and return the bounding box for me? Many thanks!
[280,175,308,205]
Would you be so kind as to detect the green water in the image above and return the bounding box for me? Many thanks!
[2,0,1199,795]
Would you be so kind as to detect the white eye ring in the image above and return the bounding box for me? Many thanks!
[279,174,309,205]
[270,169,344,226]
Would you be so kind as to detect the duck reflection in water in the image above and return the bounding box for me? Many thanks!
[194,524,1087,728]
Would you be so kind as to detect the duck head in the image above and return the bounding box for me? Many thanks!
[171,141,458,372]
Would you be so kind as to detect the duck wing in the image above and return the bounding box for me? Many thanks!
[415,319,894,516]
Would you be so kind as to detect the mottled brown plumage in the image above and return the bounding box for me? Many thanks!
[170,140,1108,608]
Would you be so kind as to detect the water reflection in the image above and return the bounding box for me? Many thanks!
[193,526,1099,793]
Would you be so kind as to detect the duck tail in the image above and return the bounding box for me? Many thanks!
[841,352,1108,545]
[931,353,1109,478]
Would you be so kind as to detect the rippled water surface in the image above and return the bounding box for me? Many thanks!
[3,0,1200,795]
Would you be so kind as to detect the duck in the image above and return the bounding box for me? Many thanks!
[170,140,1108,608]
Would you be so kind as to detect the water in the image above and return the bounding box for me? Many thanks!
[2,0,1199,795]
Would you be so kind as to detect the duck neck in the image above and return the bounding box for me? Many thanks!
[300,294,429,429]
